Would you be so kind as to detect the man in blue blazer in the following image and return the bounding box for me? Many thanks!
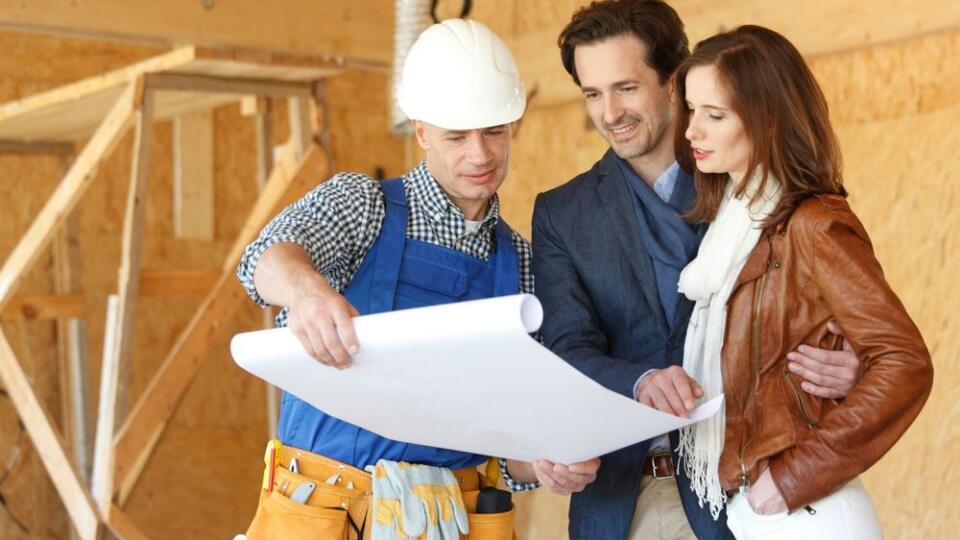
[528,1,864,538]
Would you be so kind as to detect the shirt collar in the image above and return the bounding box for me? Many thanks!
[652,161,681,204]
[407,160,501,231]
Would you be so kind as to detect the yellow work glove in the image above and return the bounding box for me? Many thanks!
[368,460,470,540]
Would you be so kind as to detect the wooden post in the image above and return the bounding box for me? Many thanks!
[52,154,93,485]
[93,86,156,515]
[254,98,274,190]
[91,295,120,513]
[113,85,155,427]
[286,95,313,161]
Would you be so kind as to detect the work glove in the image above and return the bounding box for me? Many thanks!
[368,460,470,540]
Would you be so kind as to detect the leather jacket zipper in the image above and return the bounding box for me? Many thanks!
[784,365,820,429]
[738,251,770,495]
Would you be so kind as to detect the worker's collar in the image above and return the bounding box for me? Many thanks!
[407,160,501,232]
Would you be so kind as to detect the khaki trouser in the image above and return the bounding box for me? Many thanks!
[628,472,698,540]
[245,444,517,540]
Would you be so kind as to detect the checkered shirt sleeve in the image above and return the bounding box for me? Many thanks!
[235,171,385,317]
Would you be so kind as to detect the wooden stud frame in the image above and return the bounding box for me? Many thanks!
[0,48,334,539]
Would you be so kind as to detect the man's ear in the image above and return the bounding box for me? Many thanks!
[668,72,678,105]
[412,120,429,150]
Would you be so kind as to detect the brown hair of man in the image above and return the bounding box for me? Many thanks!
[558,0,689,86]
[674,25,846,227]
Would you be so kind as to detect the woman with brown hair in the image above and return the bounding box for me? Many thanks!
[673,25,932,538]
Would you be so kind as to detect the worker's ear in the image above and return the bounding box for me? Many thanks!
[412,120,429,150]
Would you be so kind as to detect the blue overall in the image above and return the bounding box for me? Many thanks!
[277,177,520,470]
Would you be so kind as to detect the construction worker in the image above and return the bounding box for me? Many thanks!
[236,19,599,540]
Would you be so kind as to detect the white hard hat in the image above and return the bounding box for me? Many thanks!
[398,19,526,131]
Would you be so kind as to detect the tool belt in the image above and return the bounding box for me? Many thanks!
[245,441,517,540]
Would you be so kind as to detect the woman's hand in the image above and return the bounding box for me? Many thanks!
[747,467,788,515]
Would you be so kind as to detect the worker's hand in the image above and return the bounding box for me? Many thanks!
[532,458,600,496]
[634,366,703,417]
[287,291,360,369]
[747,467,787,515]
[787,320,864,399]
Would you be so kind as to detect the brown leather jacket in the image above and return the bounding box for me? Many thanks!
[718,195,933,510]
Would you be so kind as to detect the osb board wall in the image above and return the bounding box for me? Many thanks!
[0,29,406,539]
[475,4,960,538]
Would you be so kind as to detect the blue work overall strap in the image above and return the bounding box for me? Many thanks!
[364,177,407,314]
[492,219,520,298]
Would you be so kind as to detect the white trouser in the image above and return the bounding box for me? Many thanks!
[726,477,882,540]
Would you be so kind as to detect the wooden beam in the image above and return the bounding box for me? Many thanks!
[0,0,392,65]
[139,269,220,298]
[112,143,326,505]
[173,110,215,240]
[0,293,86,321]
[146,72,314,98]
[0,82,135,312]
[0,46,340,143]
[0,269,222,321]
[509,0,960,108]
[0,139,75,155]
[0,330,101,540]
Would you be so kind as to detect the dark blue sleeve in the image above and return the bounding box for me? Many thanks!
[531,193,655,398]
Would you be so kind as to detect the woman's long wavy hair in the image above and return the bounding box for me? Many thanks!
[675,25,846,227]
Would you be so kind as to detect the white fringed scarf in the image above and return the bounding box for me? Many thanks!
[676,172,781,519]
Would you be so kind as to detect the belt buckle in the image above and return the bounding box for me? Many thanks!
[650,452,674,480]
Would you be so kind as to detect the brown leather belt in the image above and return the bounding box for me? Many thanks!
[642,450,675,479]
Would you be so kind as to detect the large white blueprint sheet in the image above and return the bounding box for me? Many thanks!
[231,294,722,463]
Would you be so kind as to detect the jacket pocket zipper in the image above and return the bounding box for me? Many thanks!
[784,365,820,429]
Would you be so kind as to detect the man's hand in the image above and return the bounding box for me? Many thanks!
[531,458,600,496]
[252,243,361,369]
[287,292,360,369]
[635,366,703,417]
[747,467,787,515]
[786,320,864,399]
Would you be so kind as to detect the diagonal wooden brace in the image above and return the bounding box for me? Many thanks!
[0,82,137,311]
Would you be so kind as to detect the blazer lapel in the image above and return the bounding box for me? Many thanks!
[594,151,668,333]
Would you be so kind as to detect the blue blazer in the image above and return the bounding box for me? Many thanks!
[532,150,732,540]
